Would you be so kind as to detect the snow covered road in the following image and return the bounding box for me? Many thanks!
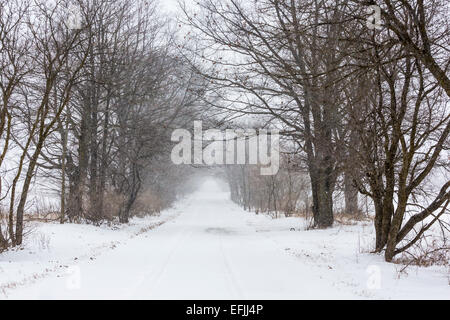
[2,179,449,299]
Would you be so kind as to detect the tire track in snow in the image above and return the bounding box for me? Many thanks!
[124,207,197,299]
[219,233,246,299]
[0,214,179,299]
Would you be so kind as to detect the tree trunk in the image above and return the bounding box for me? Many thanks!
[15,143,44,245]
[310,168,334,228]
[67,105,89,222]
[58,119,68,224]
[344,172,359,216]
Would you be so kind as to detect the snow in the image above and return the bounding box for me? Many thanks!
[1,178,449,299]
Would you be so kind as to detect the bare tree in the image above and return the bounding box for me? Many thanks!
[341,1,450,261]
[0,0,92,246]
[374,0,450,97]
[0,0,32,249]
[181,0,360,227]
[34,0,205,224]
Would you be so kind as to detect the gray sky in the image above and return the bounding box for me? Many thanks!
[160,0,186,15]
[161,0,178,13]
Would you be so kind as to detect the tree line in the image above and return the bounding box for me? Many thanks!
[181,0,450,262]
[0,0,203,251]
[0,0,448,264]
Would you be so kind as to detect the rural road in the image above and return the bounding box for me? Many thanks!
[6,179,356,299]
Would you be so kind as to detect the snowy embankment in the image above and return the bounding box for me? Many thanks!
[0,204,183,298]
[0,179,449,299]
[245,215,449,299]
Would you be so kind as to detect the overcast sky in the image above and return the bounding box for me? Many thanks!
[161,0,188,15]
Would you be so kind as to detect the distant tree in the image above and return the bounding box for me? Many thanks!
[181,0,358,228]
[0,0,92,246]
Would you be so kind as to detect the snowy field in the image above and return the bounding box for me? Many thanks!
[0,179,449,300]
